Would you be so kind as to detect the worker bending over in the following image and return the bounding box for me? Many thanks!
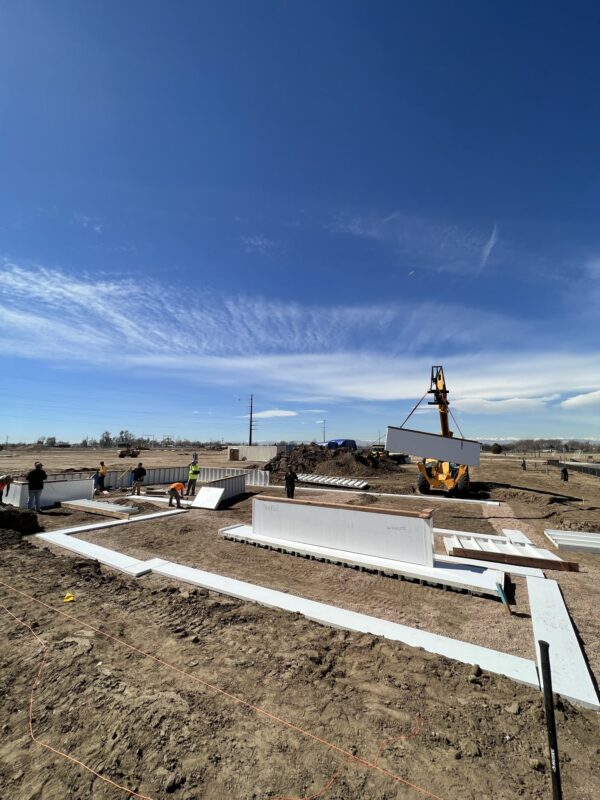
[168,482,186,508]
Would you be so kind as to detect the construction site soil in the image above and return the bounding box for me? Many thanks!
[264,444,404,479]
[1,448,600,799]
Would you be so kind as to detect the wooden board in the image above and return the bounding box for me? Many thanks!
[449,547,579,572]
[61,499,139,519]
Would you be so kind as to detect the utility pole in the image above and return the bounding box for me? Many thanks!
[322,419,326,442]
[248,394,255,446]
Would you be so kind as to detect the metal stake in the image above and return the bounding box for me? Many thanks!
[539,640,563,800]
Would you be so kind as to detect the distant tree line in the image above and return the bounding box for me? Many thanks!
[482,439,600,454]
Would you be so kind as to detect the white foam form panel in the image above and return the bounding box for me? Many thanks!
[192,487,225,509]
[445,536,562,562]
[252,497,434,566]
[385,426,481,467]
[544,530,600,554]
[36,532,151,577]
[149,559,538,688]
[275,486,499,506]
[220,523,502,596]
[527,577,599,710]
[436,553,545,578]
[434,527,532,544]
[47,508,188,536]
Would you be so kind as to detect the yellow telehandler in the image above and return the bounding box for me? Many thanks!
[416,366,470,496]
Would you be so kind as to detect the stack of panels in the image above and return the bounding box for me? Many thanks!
[544,529,600,553]
[296,473,369,489]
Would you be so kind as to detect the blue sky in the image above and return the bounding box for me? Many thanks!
[1,1,599,444]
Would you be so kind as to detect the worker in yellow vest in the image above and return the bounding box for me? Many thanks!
[184,459,201,497]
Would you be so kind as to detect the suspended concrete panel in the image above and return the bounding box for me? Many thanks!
[252,496,434,566]
[385,426,481,467]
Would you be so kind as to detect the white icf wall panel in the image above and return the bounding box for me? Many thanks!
[5,478,94,508]
[385,427,481,467]
[527,577,599,710]
[205,473,247,500]
[252,497,434,566]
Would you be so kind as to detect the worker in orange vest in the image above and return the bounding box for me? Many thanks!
[168,482,185,508]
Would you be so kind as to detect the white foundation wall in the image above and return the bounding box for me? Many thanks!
[252,498,434,566]
[5,478,95,509]
[205,473,247,501]
[385,426,481,467]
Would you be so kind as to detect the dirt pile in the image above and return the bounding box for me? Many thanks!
[0,507,42,537]
[264,444,403,479]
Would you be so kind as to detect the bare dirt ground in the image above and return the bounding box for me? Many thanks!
[1,448,600,799]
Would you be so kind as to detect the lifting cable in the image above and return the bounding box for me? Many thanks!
[0,578,446,800]
[398,390,429,430]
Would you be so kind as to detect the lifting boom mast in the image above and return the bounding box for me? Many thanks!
[427,366,452,439]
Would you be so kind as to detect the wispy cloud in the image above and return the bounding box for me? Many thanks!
[71,212,103,233]
[329,211,497,275]
[242,234,278,254]
[246,409,298,419]
[479,224,498,271]
[1,261,598,413]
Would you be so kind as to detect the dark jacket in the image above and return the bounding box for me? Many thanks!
[133,467,147,481]
[27,467,47,490]
[284,470,298,487]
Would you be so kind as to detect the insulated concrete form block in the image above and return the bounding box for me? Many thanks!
[150,560,539,688]
[527,577,600,710]
[61,499,139,518]
[5,478,95,509]
[544,529,600,553]
[252,496,434,566]
[220,523,503,596]
[296,473,369,489]
[198,466,270,487]
[192,487,225,510]
[36,532,151,577]
[385,426,481,467]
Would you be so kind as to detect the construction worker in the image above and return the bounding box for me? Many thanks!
[131,462,147,496]
[185,459,201,496]
[27,462,47,512]
[560,466,569,482]
[0,474,12,504]
[168,481,186,508]
[284,466,298,499]
[98,461,108,491]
